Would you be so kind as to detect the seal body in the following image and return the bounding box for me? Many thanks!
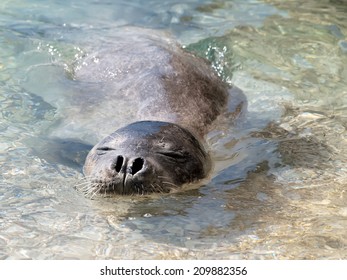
[71,28,244,196]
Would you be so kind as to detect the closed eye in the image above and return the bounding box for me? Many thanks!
[157,151,187,160]
[96,147,115,151]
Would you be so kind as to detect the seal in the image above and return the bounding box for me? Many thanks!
[71,28,245,196]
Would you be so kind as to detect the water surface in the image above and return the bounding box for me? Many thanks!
[0,0,346,259]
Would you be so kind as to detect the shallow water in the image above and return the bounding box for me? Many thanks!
[1,0,346,259]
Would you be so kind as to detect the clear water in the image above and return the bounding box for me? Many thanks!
[1,0,346,259]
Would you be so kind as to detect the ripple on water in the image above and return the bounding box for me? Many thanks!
[0,0,347,260]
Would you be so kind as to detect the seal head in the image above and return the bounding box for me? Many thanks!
[82,121,211,196]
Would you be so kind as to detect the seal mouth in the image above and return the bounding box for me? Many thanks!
[75,176,176,198]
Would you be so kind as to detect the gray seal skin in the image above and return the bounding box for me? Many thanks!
[75,28,245,196]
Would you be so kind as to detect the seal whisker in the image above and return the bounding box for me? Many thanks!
[75,180,92,188]
[77,180,95,189]
[75,176,96,186]
[150,184,157,192]
[157,175,171,180]
[75,182,92,192]
[161,181,178,188]
[85,181,102,197]
[150,183,163,193]
[75,182,89,188]
[157,183,166,194]
[90,185,102,199]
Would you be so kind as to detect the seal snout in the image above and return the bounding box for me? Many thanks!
[105,154,149,194]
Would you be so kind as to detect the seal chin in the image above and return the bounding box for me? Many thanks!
[81,121,211,196]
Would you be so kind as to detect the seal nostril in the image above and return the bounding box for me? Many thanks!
[131,158,144,175]
[114,156,124,173]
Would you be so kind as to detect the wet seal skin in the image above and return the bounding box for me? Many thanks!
[75,28,246,196]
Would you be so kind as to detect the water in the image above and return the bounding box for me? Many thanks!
[0,0,346,259]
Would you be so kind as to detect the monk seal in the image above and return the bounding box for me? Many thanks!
[69,28,246,196]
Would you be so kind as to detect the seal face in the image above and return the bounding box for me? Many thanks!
[82,121,211,196]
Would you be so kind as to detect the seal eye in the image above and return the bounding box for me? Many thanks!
[97,147,114,151]
[96,147,114,155]
[157,151,188,162]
